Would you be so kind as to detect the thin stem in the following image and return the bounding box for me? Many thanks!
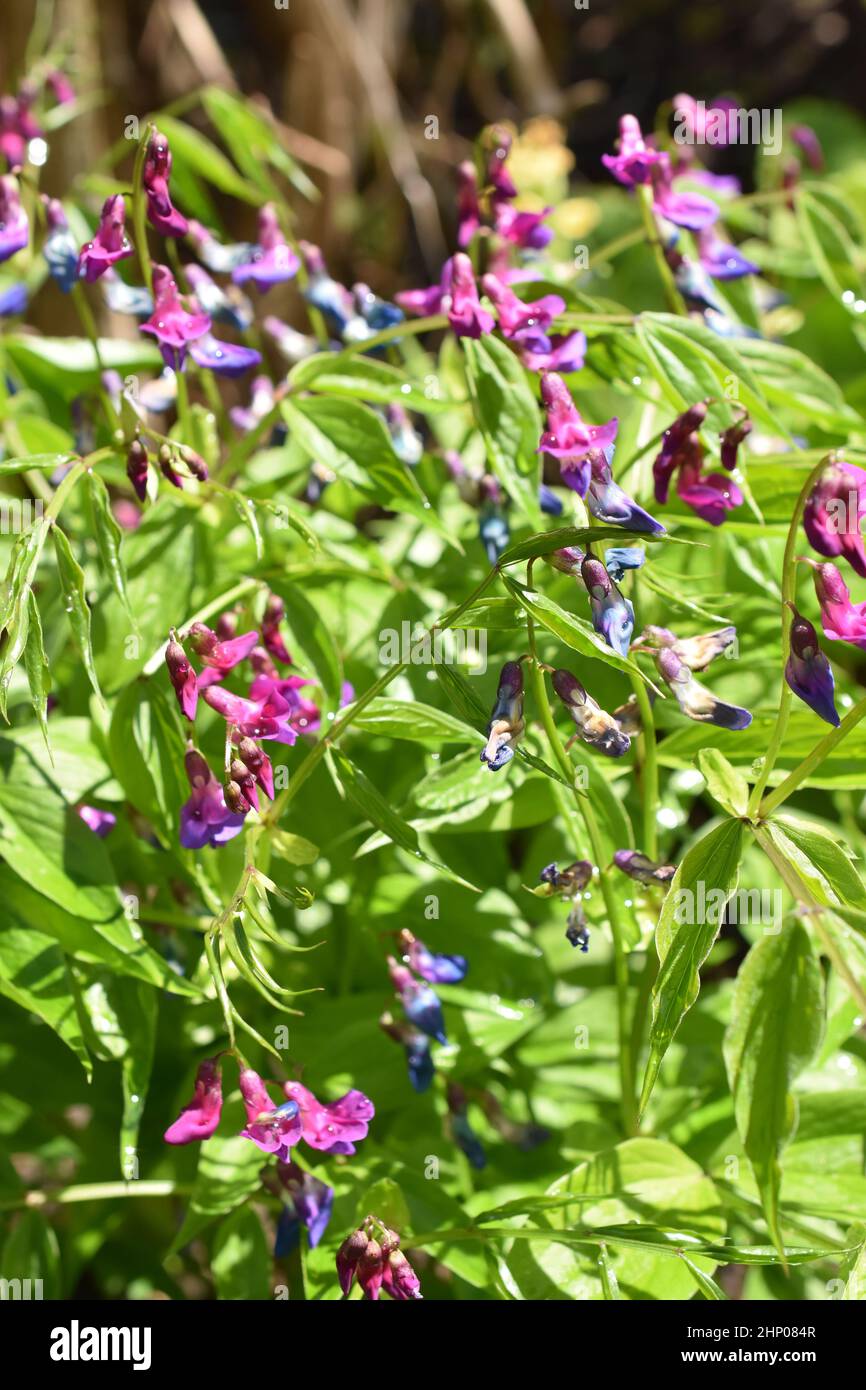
[70,284,117,430]
[336,313,448,357]
[204,931,236,1050]
[637,185,687,316]
[747,452,838,815]
[131,123,155,295]
[1,1180,190,1211]
[760,694,866,817]
[629,673,658,859]
[527,656,638,1136]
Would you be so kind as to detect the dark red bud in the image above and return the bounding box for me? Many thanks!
[187,622,219,657]
[237,737,264,772]
[159,443,184,489]
[126,439,149,502]
[224,780,250,814]
[180,446,209,482]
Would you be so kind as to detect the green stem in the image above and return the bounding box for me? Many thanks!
[204,931,236,1051]
[70,284,118,430]
[1,1180,190,1211]
[747,452,838,815]
[131,124,155,296]
[629,673,658,859]
[527,656,638,1136]
[637,185,687,315]
[337,313,448,357]
[760,693,866,817]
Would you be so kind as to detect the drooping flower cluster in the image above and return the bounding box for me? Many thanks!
[632,624,751,730]
[164,596,322,847]
[337,1216,422,1301]
[652,400,750,526]
[534,859,593,951]
[379,930,465,1093]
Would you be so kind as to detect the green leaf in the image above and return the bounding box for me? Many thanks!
[211,1206,271,1300]
[289,351,450,412]
[462,333,543,525]
[0,921,91,1074]
[169,1130,265,1255]
[697,748,749,817]
[51,525,104,704]
[597,1243,622,1299]
[343,697,477,745]
[201,85,317,200]
[0,1210,62,1299]
[85,471,134,620]
[723,921,825,1263]
[4,334,162,400]
[331,750,478,890]
[771,814,866,908]
[497,523,673,567]
[640,819,744,1116]
[270,830,319,866]
[270,579,343,708]
[22,588,51,754]
[0,452,75,476]
[678,1254,728,1300]
[107,682,187,846]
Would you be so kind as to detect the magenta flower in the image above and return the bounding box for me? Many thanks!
[164,1057,223,1144]
[188,327,262,378]
[261,594,292,665]
[47,70,76,106]
[456,160,481,248]
[236,736,275,801]
[179,749,246,849]
[0,175,28,263]
[395,281,445,318]
[283,1080,374,1156]
[166,633,198,720]
[481,273,564,347]
[484,124,518,204]
[677,462,743,526]
[521,330,586,374]
[538,373,618,497]
[248,667,320,737]
[0,97,27,168]
[239,1069,302,1160]
[77,804,117,838]
[232,204,299,291]
[143,129,188,238]
[382,1248,423,1301]
[230,375,276,434]
[808,560,866,650]
[494,202,553,250]
[188,621,259,675]
[652,170,719,231]
[442,253,494,338]
[803,459,866,579]
[203,682,300,744]
[602,114,667,188]
[697,229,758,280]
[792,125,824,172]
[140,264,211,369]
[77,194,132,283]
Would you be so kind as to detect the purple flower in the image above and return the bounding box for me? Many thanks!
[232,204,299,291]
[398,929,468,984]
[230,374,276,434]
[179,749,246,849]
[479,502,510,565]
[552,669,631,757]
[539,373,618,498]
[655,647,751,730]
[803,459,866,578]
[164,1057,223,1144]
[382,1248,423,1302]
[697,229,758,280]
[0,283,27,316]
[186,220,257,274]
[537,860,592,898]
[275,1161,334,1249]
[481,273,564,347]
[677,464,743,526]
[580,553,634,657]
[100,271,153,317]
[602,114,667,188]
[784,604,839,727]
[188,328,262,377]
[809,560,866,650]
[484,124,518,204]
[263,314,318,364]
[184,263,253,331]
[587,446,666,534]
[187,621,259,674]
[494,203,553,250]
[352,282,403,335]
[283,1080,374,1157]
[638,624,737,671]
[792,125,824,172]
[336,1227,369,1295]
[143,129,188,238]
[140,264,210,369]
[442,253,494,338]
[77,804,117,838]
[653,402,710,503]
[720,415,752,471]
[299,240,355,329]
[77,194,132,283]
[613,849,675,884]
[388,957,448,1044]
[204,682,301,745]
[538,483,563,517]
[521,330,586,374]
[0,175,28,263]
[239,1069,302,1160]
[565,904,591,953]
[447,1085,486,1169]
[261,594,293,665]
[481,660,525,771]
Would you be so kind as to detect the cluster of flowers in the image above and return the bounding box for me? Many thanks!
[337,1216,422,1301]
[785,457,866,726]
[163,594,323,848]
[652,399,751,527]
[479,627,749,784]
[164,1055,374,1259]
[535,849,676,953]
[379,929,467,1093]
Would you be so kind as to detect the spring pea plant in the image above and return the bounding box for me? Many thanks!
[1,70,866,1304]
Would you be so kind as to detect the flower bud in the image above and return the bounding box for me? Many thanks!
[180,446,209,482]
[159,443,184,489]
[785,603,839,727]
[126,439,149,502]
[336,1226,369,1295]
[224,779,251,815]
[166,634,197,720]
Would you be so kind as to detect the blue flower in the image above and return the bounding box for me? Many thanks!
[399,929,468,984]
[581,554,634,657]
[479,503,509,565]
[481,661,525,771]
[604,546,645,583]
[785,604,839,727]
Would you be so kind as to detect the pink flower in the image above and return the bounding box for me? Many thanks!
[166,634,197,720]
[179,749,246,849]
[456,160,481,248]
[809,560,866,649]
[77,194,133,283]
[602,114,667,188]
[143,129,188,238]
[494,203,553,250]
[140,264,211,369]
[538,372,618,497]
[480,273,564,346]
[203,682,300,744]
[394,282,445,317]
[77,804,117,838]
[283,1080,374,1156]
[676,461,742,527]
[187,622,259,675]
[239,1069,302,1160]
[164,1058,223,1144]
[0,175,28,262]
